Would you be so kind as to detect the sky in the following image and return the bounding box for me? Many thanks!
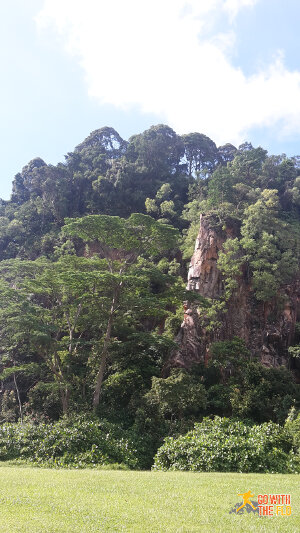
[1,0,300,200]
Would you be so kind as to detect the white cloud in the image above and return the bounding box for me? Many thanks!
[223,0,259,20]
[36,0,300,146]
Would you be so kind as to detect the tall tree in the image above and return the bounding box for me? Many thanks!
[217,143,237,164]
[63,213,180,407]
[229,146,268,185]
[0,256,109,414]
[127,125,185,176]
[240,189,299,300]
[181,132,218,176]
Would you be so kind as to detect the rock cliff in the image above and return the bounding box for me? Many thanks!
[170,214,300,369]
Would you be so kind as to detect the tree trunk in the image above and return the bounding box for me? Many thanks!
[93,309,114,408]
[13,372,23,424]
[60,386,70,415]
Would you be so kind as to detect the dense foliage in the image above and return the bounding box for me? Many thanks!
[153,416,298,473]
[0,415,138,468]
[1,124,300,470]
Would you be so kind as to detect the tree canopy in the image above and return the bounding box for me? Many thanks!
[1,124,300,471]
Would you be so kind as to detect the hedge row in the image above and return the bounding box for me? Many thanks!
[153,416,300,473]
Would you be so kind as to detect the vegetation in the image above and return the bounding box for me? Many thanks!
[153,416,299,473]
[0,415,138,468]
[1,123,300,471]
[0,467,299,532]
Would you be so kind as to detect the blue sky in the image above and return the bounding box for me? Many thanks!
[1,0,300,200]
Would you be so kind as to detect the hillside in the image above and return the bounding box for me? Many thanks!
[1,124,300,467]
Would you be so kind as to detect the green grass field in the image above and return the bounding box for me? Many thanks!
[0,465,298,532]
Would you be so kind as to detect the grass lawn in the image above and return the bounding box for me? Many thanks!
[0,465,298,532]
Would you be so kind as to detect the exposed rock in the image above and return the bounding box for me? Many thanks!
[169,214,300,370]
[187,214,224,298]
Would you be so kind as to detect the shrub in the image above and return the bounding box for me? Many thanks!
[230,363,300,424]
[285,408,300,472]
[146,369,207,419]
[0,415,138,468]
[153,416,297,473]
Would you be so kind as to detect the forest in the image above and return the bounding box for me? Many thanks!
[0,124,300,471]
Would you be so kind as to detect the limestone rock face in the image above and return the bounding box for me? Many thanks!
[187,214,224,298]
[169,214,300,369]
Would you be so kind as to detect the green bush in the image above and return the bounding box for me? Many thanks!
[153,416,297,473]
[0,415,138,468]
[146,369,207,419]
[285,408,300,472]
[229,363,300,424]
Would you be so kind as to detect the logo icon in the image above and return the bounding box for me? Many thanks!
[229,490,258,515]
[229,491,292,516]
